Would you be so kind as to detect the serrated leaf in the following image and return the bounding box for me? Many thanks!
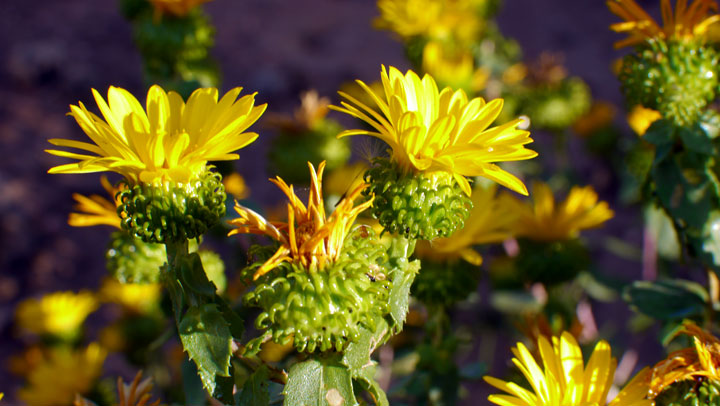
[283,357,358,406]
[388,259,419,332]
[179,303,233,394]
[341,318,390,406]
[623,279,709,320]
[354,365,388,406]
[679,125,715,155]
[181,359,206,406]
[237,365,270,406]
[643,119,675,146]
[653,156,716,230]
[218,298,245,340]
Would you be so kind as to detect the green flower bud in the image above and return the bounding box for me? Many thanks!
[620,41,719,127]
[655,378,720,406]
[523,77,591,130]
[244,226,391,353]
[106,231,166,284]
[118,169,226,244]
[515,238,589,286]
[364,158,472,240]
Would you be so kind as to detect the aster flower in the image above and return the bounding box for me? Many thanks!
[99,278,162,315]
[148,0,212,17]
[506,182,614,241]
[18,343,107,406]
[15,291,98,338]
[331,65,537,196]
[414,183,517,265]
[484,332,652,406]
[68,176,123,229]
[47,85,266,186]
[228,161,373,279]
[627,105,662,136]
[607,0,720,48]
[422,41,488,93]
[648,321,720,395]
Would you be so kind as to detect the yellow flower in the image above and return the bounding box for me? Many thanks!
[484,332,653,406]
[572,101,617,137]
[99,278,162,314]
[47,85,266,186]
[331,66,537,196]
[229,161,373,279]
[607,0,720,48]
[414,183,517,265]
[265,90,331,133]
[223,172,250,200]
[648,321,720,395]
[17,343,107,406]
[15,291,98,338]
[422,41,489,93]
[627,104,662,136]
[68,176,123,229]
[148,0,211,17]
[506,182,614,241]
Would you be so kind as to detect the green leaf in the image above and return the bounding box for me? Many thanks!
[237,365,270,406]
[283,357,358,406]
[341,317,390,406]
[388,259,419,332]
[678,125,715,155]
[643,119,675,147]
[623,279,709,320]
[179,252,218,297]
[218,298,245,340]
[179,303,233,394]
[181,359,206,406]
[354,365,388,406]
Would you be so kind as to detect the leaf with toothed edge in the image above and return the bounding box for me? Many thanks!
[283,357,357,406]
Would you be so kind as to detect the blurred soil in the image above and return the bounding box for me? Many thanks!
[0,0,665,403]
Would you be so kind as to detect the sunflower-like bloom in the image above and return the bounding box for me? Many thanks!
[608,0,720,48]
[15,291,98,338]
[148,0,212,17]
[68,176,123,229]
[484,332,653,406]
[649,321,720,395]
[422,41,489,93]
[627,105,662,136]
[47,85,266,186]
[229,161,373,279]
[18,343,107,406]
[506,182,614,241]
[414,183,517,265]
[332,65,537,196]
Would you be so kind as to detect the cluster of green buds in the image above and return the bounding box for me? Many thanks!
[120,0,218,95]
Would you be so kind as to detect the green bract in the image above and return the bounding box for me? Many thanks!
[620,41,719,127]
[655,378,720,406]
[411,259,480,307]
[364,158,472,240]
[244,226,391,353]
[118,169,226,244]
[106,231,166,283]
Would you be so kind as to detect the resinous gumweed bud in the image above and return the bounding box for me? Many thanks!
[330,65,536,240]
[619,41,718,127]
[230,162,389,353]
[46,85,266,244]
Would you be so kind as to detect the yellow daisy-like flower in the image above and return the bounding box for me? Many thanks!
[414,183,517,265]
[99,278,162,315]
[18,343,107,406]
[374,0,444,39]
[627,104,662,136]
[648,321,720,395]
[148,0,211,17]
[47,85,266,186]
[223,172,250,200]
[331,65,537,196]
[506,182,614,241]
[15,291,98,338]
[422,41,489,93]
[607,0,720,48]
[68,176,123,229]
[229,161,373,279]
[484,332,653,406]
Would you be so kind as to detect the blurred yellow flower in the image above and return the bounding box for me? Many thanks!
[572,101,617,137]
[422,41,488,93]
[68,176,123,229]
[414,183,517,265]
[506,182,614,241]
[265,90,331,133]
[223,172,250,200]
[149,0,212,17]
[332,66,537,196]
[484,332,652,406]
[47,85,266,186]
[18,343,107,406]
[229,161,373,279]
[15,291,98,338]
[649,321,720,395]
[323,161,369,198]
[99,278,162,315]
[607,0,720,48]
[627,105,662,136]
